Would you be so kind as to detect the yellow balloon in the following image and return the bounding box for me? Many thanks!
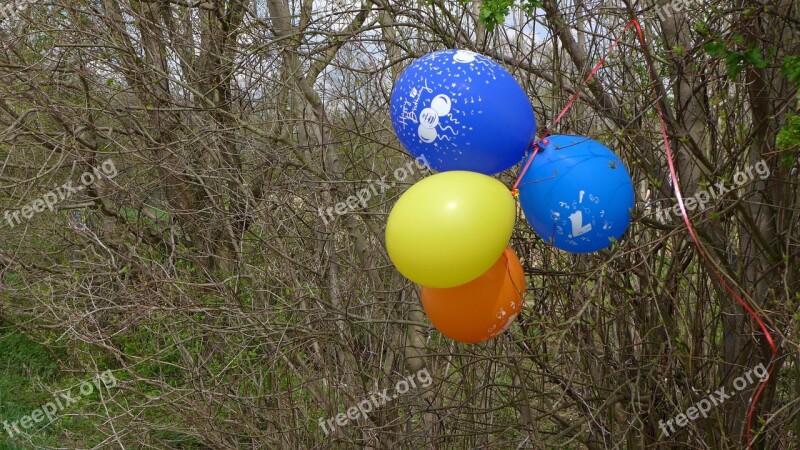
[385,171,516,288]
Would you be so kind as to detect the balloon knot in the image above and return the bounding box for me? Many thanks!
[511,188,520,198]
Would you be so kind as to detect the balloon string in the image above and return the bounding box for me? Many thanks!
[552,20,638,128]
[512,20,636,195]
[627,18,776,448]
[511,143,541,197]
[512,16,777,448]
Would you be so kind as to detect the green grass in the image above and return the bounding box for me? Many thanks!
[0,328,63,446]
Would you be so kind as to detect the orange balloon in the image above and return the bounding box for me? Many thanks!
[420,247,526,343]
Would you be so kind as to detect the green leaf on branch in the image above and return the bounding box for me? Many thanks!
[782,55,800,87]
[705,40,768,78]
[777,114,800,150]
[522,0,543,15]
[476,0,515,31]
[743,48,768,69]
[724,51,746,78]
[704,42,726,56]
[462,0,541,32]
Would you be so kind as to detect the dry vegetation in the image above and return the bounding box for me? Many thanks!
[0,0,799,448]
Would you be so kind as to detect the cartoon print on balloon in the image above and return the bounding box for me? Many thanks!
[391,49,513,170]
[453,50,477,63]
[487,311,519,338]
[486,298,520,338]
[491,313,519,338]
[553,190,613,248]
[568,190,593,238]
[452,50,498,82]
[417,94,457,143]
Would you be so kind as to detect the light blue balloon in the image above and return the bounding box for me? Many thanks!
[390,49,536,175]
[518,135,635,253]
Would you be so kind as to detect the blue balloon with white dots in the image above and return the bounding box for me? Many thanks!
[390,49,536,175]
[518,135,635,253]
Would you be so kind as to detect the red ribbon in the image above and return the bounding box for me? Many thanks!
[513,17,777,448]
